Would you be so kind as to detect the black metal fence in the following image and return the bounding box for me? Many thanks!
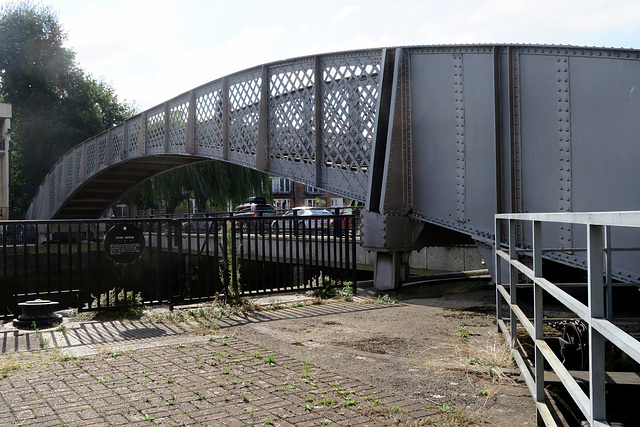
[0,212,359,319]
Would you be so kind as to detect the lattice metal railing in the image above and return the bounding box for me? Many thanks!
[495,211,640,426]
[227,69,262,168]
[27,48,386,219]
[268,58,316,185]
[194,82,225,157]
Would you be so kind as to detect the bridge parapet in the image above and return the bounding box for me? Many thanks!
[27,49,383,220]
[26,44,640,292]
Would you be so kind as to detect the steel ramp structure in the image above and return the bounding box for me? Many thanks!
[26,44,640,289]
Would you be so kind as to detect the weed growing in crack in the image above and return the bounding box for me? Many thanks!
[373,294,398,304]
[58,354,77,362]
[263,354,276,366]
[301,349,309,376]
[458,326,470,338]
[341,281,353,301]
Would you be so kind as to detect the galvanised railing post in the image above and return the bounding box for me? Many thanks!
[494,216,502,333]
[532,220,545,425]
[508,218,518,347]
[604,226,613,319]
[587,224,606,425]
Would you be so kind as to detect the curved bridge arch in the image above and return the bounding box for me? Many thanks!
[27,44,640,286]
[28,49,382,219]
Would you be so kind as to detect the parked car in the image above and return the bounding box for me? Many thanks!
[330,201,364,237]
[272,207,333,235]
[232,197,276,218]
[233,197,276,233]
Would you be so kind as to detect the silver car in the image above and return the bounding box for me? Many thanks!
[272,207,333,235]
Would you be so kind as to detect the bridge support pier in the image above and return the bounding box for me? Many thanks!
[361,210,424,290]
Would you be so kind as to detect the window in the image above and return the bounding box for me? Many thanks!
[331,198,344,208]
[305,185,323,195]
[273,199,291,211]
[305,198,326,207]
[271,177,291,194]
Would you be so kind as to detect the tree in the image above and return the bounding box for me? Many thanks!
[122,161,271,215]
[0,1,135,216]
[0,1,269,217]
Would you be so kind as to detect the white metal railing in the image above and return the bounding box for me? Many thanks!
[494,211,640,427]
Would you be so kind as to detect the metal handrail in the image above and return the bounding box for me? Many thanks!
[495,211,640,427]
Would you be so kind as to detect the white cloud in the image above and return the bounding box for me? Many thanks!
[5,0,640,109]
[334,5,359,21]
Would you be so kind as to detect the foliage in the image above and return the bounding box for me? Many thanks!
[219,222,243,304]
[86,288,144,320]
[372,293,398,304]
[122,160,272,215]
[0,1,270,217]
[341,281,353,301]
[0,1,136,216]
[306,272,338,299]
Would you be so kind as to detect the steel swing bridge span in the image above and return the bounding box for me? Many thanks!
[21,43,640,425]
[26,44,640,286]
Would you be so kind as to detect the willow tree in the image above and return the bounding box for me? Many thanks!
[122,161,271,215]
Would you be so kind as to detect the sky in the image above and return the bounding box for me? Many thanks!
[14,0,640,111]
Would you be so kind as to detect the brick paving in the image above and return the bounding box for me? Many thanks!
[0,304,447,426]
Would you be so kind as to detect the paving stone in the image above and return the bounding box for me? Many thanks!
[0,316,454,426]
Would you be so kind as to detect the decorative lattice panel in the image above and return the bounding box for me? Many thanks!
[110,126,124,163]
[65,153,74,196]
[194,82,224,158]
[56,163,63,207]
[127,117,141,157]
[267,59,316,185]
[168,97,189,153]
[49,170,56,212]
[85,140,96,177]
[74,148,83,188]
[321,52,381,200]
[96,135,108,170]
[228,70,261,167]
[146,106,166,154]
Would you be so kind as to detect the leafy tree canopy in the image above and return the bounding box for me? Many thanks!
[0,1,270,218]
[0,1,136,216]
[122,161,271,215]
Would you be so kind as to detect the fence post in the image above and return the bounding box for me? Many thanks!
[532,220,545,424]
[508,218,518,347]
[587,224,606,424]
[495,217,502,333]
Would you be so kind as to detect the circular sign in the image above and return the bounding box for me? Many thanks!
[104,224,145,263]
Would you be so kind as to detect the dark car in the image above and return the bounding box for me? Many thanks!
[232,197,276,217]
[233,197,276,233]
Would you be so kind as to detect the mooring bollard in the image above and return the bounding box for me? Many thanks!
[12,299,63,329]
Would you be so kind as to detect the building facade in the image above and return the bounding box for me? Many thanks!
[270,177,345,212]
